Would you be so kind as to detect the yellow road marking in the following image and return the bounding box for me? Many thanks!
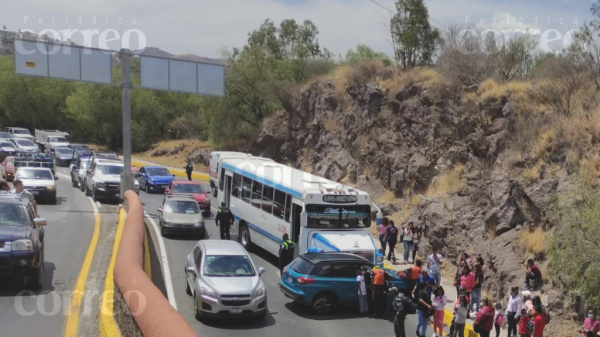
[63,199,101,337]
[131,159,209,181]
[144,229,151,279]
[98,208,125,337]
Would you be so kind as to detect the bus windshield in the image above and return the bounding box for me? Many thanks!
[305,204,370,229]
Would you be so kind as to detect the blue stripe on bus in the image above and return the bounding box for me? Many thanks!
[222,162,302,198]
[234,215,283,244]
[311,232,340,252]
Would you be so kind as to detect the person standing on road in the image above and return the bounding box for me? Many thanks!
[357,267,368,313]
[279,233,295,277]
[412,268,435,299]
[391,287,414,337]
[412,222,421,264]
[384,220,400,263]
[432,286,447,337]
[532,301,546,337]
[427,246,443,287]
[474,298,495,337]
[506,286,523,337]
[494,302,504,337]
[518,308,531,337]
[402,223,414,264]
[12,179,38,217]
[471,263,484,315]
[371,265,386,318]
[215,202,234,240]
[453,291,470,337]
[415,282,433,337]
[460,264,475,319]
[185,160,193,181]
[378,217,390,256]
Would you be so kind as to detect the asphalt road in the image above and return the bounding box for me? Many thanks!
[139,177,419,337]
[0,166,96,337]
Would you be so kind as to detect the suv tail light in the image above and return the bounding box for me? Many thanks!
[297,277,315,285]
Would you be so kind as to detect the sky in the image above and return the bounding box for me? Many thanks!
[0,0,596,58]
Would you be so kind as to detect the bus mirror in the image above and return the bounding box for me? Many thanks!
[301,212,307,227]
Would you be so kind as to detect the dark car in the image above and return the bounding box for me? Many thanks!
[68,143,90,152]
[0,194,47,288]
[0,140,18,161]
[279,253,413,314]
[49,147,74,167]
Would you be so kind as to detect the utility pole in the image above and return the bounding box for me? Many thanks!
[121,49,133,196]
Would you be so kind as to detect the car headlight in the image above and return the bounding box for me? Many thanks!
[253,286,266,298]
[46,185,54,190]
[194,222,203,228]
[166,221,172,227]
[200,287,217,298]
[12,239,33,251]
[95,182,104,188]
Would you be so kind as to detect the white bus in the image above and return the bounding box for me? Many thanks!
[215,155,381,264]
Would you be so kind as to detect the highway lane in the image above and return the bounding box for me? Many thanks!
[0,167,96,337]
[139,177,419,337]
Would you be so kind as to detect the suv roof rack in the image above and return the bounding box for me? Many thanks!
[165,194,196,200]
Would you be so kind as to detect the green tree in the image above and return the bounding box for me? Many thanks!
[390,0,441,69]
[549,179,600,309]
[345,45,392,66]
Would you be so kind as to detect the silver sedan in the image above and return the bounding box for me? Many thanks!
[184,240,267,320]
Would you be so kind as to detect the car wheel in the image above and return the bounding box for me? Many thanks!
[80,179,85,192]
[144,182,149,193]
[71,177,77,188]
[239,224,252,249]
[92,188,98,202]
[50,195,57,205]
[312,294,334,314]
[85,185,91,197]
[27,256,44,289]
[193,295,203,321]
[185,274,192,296]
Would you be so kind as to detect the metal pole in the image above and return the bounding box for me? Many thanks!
[121,49,133,197]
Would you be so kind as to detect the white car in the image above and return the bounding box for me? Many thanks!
[14,167,57,204]
[10,139,39,153]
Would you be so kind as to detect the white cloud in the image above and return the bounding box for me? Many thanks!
[0,0,593,58]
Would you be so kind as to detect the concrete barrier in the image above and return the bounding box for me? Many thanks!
[113,191,198,337]
[443,308,479,337]
[131,159,209,182]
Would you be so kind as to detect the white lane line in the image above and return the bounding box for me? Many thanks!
[88,196,99,215]
[96,201,101,208]
[144,211,178,310]
[57,173,71,180]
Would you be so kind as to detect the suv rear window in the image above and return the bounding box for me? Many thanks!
[289,257,313,275]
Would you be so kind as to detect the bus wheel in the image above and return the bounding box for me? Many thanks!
[239,224,252,249]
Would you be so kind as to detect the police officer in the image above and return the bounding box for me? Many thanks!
[185,160,193,181]
[279,233,295,277]
[215,202,234,240]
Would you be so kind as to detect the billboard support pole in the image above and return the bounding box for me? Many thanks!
[121,49,133,197]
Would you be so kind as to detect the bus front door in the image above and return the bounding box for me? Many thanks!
[292,203,302,258]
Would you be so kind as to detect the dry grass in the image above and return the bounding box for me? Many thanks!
[521,227,548,255]
[579,154,600,185]
[534,129,557,159]
[522,161,542,184]
[376,190,397,204]
[478,78,533,102]
[134,139,211,171]
[321,118,340,133]
[425,164,466,198]
[87,144,108,151]
[363,166,373,178]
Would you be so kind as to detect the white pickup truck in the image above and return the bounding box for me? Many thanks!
[35,129,70,151]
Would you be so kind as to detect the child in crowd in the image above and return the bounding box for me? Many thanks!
[493,303,504,337]
[432,286,447,337]
[519,308,531,337]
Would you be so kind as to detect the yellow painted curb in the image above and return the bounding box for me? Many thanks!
[131,159,209,182]
[63,202,101,337]
[143,231,151,279]
[98,209,126,337]
[443,308,479,337]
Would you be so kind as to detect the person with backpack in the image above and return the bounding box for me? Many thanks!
[474,298,495,337]
[531,301,546,337]
[384,220,400,263]
[390,287,416,337]
[453,291,470,337]
[378,217,390,256]
[494,303,505,337]
[519,308,531,337]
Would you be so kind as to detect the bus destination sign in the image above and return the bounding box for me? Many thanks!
[323,195,358,203]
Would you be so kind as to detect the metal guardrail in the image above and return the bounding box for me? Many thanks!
[113,191,197,337]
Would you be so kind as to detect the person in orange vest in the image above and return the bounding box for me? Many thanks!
[371,265,386,318]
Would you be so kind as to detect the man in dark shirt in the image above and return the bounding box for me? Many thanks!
[412,268,435,298]
[416,282,433,337]
[524,258,542,290]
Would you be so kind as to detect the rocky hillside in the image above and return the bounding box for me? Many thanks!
[251,68,582,319]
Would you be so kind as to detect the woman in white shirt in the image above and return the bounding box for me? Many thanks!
[357,268,368,313]
[402,222,414,264]
[505,286,522,337]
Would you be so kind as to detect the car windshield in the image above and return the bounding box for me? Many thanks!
[0,133,11,138]
[16,140,35,146]
[99,165,123,175]
[147,168,171,176]
[172,184,204,194]
[0,142,15,148]
[164,200,199,214]
[16,169,53,180]
[55,148,73,155]
[98,153,118,159]
[0,203,29,227]
[203,255,255,277]
[13,129,30,135]
[50,137,68,143]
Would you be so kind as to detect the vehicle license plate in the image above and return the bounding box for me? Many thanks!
[288,276,293,283]
[230,308,242,314]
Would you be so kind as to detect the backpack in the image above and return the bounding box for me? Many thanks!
[526,320,534,333]
[496,313,504,326]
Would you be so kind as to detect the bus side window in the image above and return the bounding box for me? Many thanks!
[261,186,274,214]
[251,181,263,209]
[273,189,286,220]
[232,173,242,198]
[284,194,291,222]
[242,177,252,203]
[219,168,225,191]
